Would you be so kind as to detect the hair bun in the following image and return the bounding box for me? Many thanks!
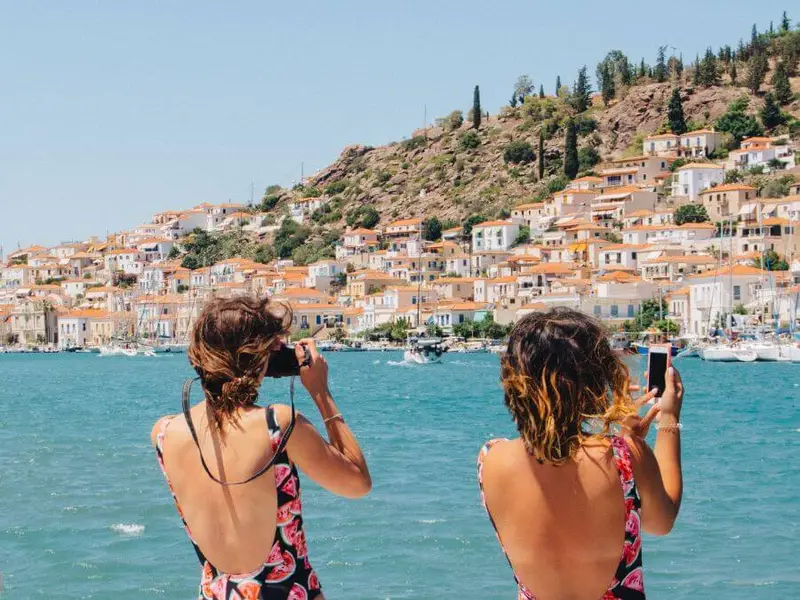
[221,375,258,406]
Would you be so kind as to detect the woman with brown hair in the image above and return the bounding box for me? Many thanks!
[151,295,371,600]
[478,308,684,599]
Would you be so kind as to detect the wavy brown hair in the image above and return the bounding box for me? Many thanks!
[188,294,292,432]
[501,307,635,464]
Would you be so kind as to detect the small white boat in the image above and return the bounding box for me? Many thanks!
[779,344,800,363]
[403,338,444,364]
[699,345,738,362]
[749,342,780,362]
[732,348,758,362]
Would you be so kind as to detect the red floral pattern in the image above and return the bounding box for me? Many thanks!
[155,410,322,599]
[477,436,646,599]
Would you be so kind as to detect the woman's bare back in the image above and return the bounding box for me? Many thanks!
[480,438,629,600]
[156,404,280,574]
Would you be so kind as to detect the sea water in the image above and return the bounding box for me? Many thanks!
[0,353,798,599]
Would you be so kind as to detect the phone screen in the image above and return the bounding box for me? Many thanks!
[648,351,668,396]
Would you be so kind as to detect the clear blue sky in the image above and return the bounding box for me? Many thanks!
[0,0,791,254]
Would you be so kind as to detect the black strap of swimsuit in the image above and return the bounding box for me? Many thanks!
[181,376,296,486]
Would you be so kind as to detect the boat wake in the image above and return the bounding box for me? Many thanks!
[110,523,145,536]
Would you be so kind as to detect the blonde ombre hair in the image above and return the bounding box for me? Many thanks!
[500,308,635,464]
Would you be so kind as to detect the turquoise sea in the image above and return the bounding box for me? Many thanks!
[0,352,798,599]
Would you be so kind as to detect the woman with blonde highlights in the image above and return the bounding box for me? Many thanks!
[478,308,684,599]
[151,295,371,600]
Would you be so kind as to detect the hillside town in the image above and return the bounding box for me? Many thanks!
[2,130,800,351]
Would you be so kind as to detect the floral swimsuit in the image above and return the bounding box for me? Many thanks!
[156,406,323,600]
[477,436,646,599]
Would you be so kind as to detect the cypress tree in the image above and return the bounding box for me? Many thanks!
[701,48,720,86]
[667,88,687,134]
[781,11,790,33]
[539,84,545,98]
[638,58,647,79]
[564,119,579,179]
[509,93,518,108]
[473,85,482,129]
[600,62,615,105]
[746,53,768,94]
[555,75,561,95]
[772,61,793,105]
[621,56,633,85]
[761,92,783,129]
[538,130,545,180]
[693,55,701,86]
[573,66,591,113]
[730,60,738,85]
[751,24,758,45]
[654,46,668,82]
[676,54,684,78]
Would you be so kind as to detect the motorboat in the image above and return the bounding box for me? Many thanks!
[403,338,444,364]
[732,347,758,362]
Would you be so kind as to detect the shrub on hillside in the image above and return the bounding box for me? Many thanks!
[325,180,348,195]
[459,130,481,150]
[503,141,535,164]
[401,136,427,151]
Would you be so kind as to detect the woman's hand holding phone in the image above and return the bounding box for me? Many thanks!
[658,366,684,423]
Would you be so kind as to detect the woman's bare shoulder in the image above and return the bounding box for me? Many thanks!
[150,414,176,447]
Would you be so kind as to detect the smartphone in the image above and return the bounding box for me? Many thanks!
[647,344,670,397]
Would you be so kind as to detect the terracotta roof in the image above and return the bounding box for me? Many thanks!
[688,265,767,279]
[387,218,423,227]
[514,202,545,210]
[644,133,679,140]
[676,162,724,170]
[473,220,516,228]
[699,184,756,194]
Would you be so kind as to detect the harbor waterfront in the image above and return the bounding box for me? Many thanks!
[0,353,798,599]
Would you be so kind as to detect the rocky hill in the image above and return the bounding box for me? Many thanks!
[236,23,800,264]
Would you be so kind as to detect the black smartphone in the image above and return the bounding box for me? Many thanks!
[647,345,670,397]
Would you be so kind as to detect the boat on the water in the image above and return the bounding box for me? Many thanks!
[403,338,444,364]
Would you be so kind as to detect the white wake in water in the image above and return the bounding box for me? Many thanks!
[110,523,145,536]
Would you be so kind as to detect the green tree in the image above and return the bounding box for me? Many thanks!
[761,92,785,128]
[572,66,591,112]
[746,52,769,94]
[253,243,274,264]
[472,86,482,129]
[539,84,545,98]
[509,93,518,108]
[700,48,721,86]
[667,88,687,134]
[598,61,615,105]
[181,255,200,270]
[674,204,710,225]
[503,141,535,164]
[654,319,680,335]
[538,130,545,179]
[654,46,668,82]
[715,96,764,144]
[578,146,601,171]
[274,219,310,258]
[772,61,793,105]
[730,60,738,84]
[514,75,534,105]
[781,11,790,33]
[638,58,647,79]
[422,217,442,241]
[167,245,181,260]
[693,54,701,86]
[752,249,789,270]
[462,214,487,237]
[555,75,561,95]
[563,119,579,179]
[514,226,531,246]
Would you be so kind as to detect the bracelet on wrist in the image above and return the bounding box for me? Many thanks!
[655,421,682,433]
[323,413,343,425]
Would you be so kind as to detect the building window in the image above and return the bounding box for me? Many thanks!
[733,285,741,301]
[631,252,637,260]
[628,304,635,317]
[593,306,601,316]
[611,305,619,317]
